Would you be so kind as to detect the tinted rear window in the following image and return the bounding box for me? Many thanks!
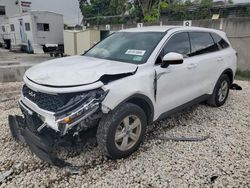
[211,33,229,49]
[189,32,219,56]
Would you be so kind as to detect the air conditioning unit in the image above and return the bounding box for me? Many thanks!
[183,20,192,27]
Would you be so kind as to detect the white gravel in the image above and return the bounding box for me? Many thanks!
[0,81,249,188]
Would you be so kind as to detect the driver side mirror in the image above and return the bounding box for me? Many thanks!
[161,52,184,68]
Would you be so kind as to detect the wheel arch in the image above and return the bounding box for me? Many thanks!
[114,94,154,125]
[221,68,234,84]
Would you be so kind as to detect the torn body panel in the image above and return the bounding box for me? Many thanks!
[102,66,156,119]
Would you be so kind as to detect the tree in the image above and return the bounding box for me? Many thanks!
[137,0,162,22]
[200,0,213,7]
[109,0,127,15]
[79,0,112,18]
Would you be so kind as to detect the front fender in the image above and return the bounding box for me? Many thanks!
[101,66,156,117]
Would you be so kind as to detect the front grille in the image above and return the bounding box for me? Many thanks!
[22,85,72,112]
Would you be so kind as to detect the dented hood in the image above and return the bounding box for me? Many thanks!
[25,56,138,87]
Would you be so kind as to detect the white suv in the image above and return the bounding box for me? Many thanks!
[9,26,237,166]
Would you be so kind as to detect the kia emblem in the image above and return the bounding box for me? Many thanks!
[28,91,36,97]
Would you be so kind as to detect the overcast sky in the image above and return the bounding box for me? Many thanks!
[30,0,249,26]
[30,0,82,26]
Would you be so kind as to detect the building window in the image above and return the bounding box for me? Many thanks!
[25,23,31,31]
[0,6,6,16]
[2,26,5,32]
[10,24,15,32]
[37,23,50,31]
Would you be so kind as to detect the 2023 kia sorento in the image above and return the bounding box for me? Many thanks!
[8,26,237,166]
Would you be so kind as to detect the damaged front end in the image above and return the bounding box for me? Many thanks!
[8,84,109,167]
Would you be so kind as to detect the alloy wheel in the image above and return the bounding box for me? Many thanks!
[115,115,142,151]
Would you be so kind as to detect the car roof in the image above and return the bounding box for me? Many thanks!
[120,26,225,35]
[120,26,180,32]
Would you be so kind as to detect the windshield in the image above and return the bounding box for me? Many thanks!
[84,32,164,64]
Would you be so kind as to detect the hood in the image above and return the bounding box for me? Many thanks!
[25,56,138,87]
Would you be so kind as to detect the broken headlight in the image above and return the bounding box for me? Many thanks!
[55,89,109,135]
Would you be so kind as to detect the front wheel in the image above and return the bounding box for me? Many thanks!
[96,103,147,159]
[207,74,230,107]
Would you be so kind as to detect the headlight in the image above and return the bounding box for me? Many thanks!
[55,89,109,135]
[55,89,109,117]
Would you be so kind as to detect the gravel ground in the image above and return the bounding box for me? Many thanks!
[0,81,249,188]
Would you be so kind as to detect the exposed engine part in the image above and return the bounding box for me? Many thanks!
[78,111,102,131]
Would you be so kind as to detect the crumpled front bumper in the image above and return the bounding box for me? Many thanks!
[8,115,69,167]
[19,87,108,135]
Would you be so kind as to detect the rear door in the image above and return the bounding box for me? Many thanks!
[188,32,221,95]
[210,32,237,78]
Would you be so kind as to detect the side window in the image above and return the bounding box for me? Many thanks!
[0,6,6,16]
[25,23,31,31]
[189,32,218,56]
[2,26,5,32]
[163,32,191,57]
[211,33,229,49]
[10,24,15,32]
[37,23,50,32]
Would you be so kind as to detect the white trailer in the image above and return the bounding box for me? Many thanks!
[0,0,32,45]
[1,11,63,53]
[0,0,64,53]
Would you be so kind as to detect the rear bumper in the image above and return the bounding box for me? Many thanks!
[8,115,69,167]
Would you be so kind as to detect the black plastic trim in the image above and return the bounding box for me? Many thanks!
[9,115,69,167]
[221,68,234,84]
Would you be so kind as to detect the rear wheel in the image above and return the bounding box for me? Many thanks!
[207,74,230,107]
[96,103,147,159]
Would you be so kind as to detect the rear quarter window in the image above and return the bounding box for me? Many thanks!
[211,33,229,49]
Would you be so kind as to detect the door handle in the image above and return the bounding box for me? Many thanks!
[187,63,197,69]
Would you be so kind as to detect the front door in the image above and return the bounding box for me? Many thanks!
[154,32,199,117]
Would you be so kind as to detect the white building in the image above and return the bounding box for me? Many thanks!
[0,0,64,53]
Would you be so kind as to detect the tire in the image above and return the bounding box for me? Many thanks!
[97,103,147,159]
[207,74,230,107]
